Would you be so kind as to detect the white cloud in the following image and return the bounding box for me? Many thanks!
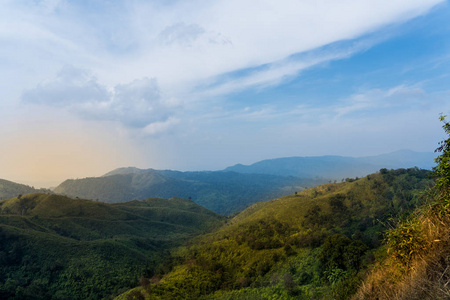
[22,66,181,134]
[142,117,180,136]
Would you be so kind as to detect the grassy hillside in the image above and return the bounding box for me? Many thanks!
[352,195,450,299]
[54,170,325,215]
[0,193,225,299]
[117,168,432,300]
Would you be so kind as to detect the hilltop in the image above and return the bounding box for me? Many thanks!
[0,193,224,299]
[0,178,51,200]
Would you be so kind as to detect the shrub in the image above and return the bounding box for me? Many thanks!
[386,219,426,267]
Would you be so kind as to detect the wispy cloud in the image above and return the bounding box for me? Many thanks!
[335,85,427,117]
[200,84,435,126]
[196,35,385,98]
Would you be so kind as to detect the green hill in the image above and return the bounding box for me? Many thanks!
[117,167,432,299]
[0,193,225,299]
[54,170,325,215]
[0,178,51,200]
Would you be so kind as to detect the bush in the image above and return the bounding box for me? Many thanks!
[386,219,426,267]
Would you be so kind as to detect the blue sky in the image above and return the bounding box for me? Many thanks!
[0,0,449,187]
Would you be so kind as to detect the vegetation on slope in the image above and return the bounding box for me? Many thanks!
[353,116,450,299]
[0,193,224,299]
[117,167,432,300]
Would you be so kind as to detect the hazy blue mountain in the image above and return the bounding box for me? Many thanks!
[224,150,436,179]
[54,170,325,215]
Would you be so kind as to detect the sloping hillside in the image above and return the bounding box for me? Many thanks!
[117,168,432,299]
[353,195,450,300]
[0,193,224,299]
[54,170,324,215]
[352,117,450,299]
[0,178,51,200]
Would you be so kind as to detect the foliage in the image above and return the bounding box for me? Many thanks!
[0,193,224,299]
[386,219,426,267]
[434,114,450,202]
[235,219,292,250]
[319,234,368,275]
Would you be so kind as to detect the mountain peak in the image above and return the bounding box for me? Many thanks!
[103,167,150,177]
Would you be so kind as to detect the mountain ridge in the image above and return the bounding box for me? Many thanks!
[54,171,321,215]
[224,149,435,178]
[104,150,435,179]
[53,150,435,216]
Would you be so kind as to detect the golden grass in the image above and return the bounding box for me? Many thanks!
[353,204,450,300]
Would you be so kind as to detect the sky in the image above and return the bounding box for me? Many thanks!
[1,0,450,187]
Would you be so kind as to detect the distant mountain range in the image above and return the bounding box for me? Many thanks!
[54,170,321,215]
[51,150,435,215]
[224,150,436,179]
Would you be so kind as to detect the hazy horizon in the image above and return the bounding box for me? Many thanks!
[1,0,450,188]
[5,148,437,189]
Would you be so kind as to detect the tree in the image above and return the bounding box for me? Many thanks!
[434,114,450,201]
[319,234,368,278]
